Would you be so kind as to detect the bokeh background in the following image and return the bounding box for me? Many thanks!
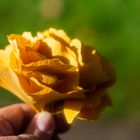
[0,0,140,139]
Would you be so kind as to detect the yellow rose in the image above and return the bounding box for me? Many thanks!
[0,28,116,123]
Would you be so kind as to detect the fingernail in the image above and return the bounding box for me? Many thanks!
[36,112,55,135]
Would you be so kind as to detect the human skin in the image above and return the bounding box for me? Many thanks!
[0,104,55,140]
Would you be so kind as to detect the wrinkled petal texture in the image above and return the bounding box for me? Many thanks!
[0,28,116,124]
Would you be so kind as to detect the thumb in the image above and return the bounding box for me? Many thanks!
[25,111,55,139]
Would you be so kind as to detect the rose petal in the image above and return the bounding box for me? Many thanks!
[9,35,46,64]
[29,78,85,111]
[63,100,84,124]
[22,71,60,87]
[8,34,30,49]
[45,28,71,45]
[79,51,110,89]
[78,89,112,120]
[0,47,36,110]
[70,39,83,66]
[100,56,116,87]
[44,37,77,67]
[16,75,43,93]
[22,58,77,73]
[54,72,79,93]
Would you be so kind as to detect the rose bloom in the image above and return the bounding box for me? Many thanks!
[0,28,116,123]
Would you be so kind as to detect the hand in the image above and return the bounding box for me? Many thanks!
[0,104,55,140]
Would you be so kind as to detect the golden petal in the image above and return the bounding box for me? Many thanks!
[78,89,112,120]
[100,56,116,87]
[80,45,96,63]
[9,48,20,70]
[33,41,52,58]
[16,75,43,94]
[44,37,77,67]
[54,72,79,93]
[17,50,46,64]
[79,52,109,89]
[79,45,116,89]
[9,38,46,64]
[0,46,35,110]
[63,100,84,124]
[22,32,35,43]
[48,28,71,44]
[8,34,30,49]
[70,39,83,66]
[30,78,85,108]
[22,58,77,73]
[21,71,60,87]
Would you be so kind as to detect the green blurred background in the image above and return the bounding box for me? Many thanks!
[0,0,140,139]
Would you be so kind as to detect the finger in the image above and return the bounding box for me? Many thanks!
[0,134,49,140]
[0,104,35,135]
[0,112,55,140]
[0,134,36,140]
[26,112,55,139]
